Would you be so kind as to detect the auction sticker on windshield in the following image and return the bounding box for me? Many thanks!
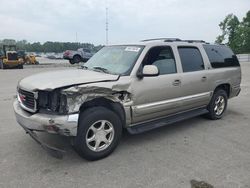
[125,47,141,52]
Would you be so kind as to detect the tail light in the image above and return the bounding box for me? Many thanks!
[64,51,70,56]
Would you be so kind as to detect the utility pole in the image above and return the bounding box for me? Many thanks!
[105,1,109,45]
[76,32,78,43]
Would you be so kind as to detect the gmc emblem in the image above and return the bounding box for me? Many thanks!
[19,94,26,102]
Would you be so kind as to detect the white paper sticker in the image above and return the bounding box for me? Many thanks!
[125,47,141,52]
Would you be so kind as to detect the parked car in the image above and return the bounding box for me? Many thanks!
[63,48,93,64]
[14,38,241,160]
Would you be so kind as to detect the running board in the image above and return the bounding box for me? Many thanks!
[127,108,208,134]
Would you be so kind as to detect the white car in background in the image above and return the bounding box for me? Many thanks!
[63,48,93,64]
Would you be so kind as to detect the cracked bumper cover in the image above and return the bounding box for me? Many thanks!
[13,99,79,136]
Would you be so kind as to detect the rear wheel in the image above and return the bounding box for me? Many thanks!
[73,55,81,64]
[206,89,228,120]
[74,107,122,161]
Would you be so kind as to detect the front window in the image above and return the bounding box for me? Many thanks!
[84,45,144,75]
[141,46,177,75]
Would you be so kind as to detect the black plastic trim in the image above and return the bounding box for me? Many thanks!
[127,108,208,134]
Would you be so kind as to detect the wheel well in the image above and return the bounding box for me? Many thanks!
[73,54,82,59]
[79,98,126,127]
[215,84,230,97]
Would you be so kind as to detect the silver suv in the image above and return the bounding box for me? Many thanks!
[14,38,241,160]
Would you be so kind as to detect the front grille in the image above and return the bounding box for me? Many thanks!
[7,52,18,61]
[18,88,37,112]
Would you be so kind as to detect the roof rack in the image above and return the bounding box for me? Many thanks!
[141,38,209,44]
[182,40,207,43]
[141,38,181,42]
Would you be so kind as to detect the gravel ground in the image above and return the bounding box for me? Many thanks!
[0,62,250,188]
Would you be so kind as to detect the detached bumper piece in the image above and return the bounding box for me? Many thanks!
[19,123,65,159]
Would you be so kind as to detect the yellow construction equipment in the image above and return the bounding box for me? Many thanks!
[0,45,24,69]
[17,50,39,65]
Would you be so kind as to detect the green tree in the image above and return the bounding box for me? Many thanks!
[0,38,103,53]
[216,11,250,53]
[241,11,250,53]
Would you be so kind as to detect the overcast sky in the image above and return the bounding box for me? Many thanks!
[0,0,249,45]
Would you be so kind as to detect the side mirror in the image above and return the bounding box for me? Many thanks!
[138,65,159,78]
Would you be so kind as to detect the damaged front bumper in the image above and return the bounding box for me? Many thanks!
[13,99,79,136]
[13,99,79,158]
[18,122,65,159]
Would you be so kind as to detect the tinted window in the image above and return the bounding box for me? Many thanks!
[142,46,177,75]
[178,47,204,72]
[203,45,240,68]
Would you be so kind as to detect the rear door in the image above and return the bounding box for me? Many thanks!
[176,46,212,111]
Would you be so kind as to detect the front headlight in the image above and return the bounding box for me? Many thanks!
[58,94,68,114]
[38,90,68,114]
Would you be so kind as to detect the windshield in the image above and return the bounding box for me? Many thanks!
[84,45,143,75]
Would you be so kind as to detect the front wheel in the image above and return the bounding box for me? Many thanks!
[18,64,23,69]
[74,107,122,161]
[206,89,228,120]
[69,59,75,64]
[0,60,5,69]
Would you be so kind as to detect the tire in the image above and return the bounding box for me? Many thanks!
[0,60,4,69]
[206,89,228,120]
[74,107,122,161]
[73,55,81,64]
[69,59,75,64]
[18,64,23,69]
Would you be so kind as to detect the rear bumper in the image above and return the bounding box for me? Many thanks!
[13,99,79,136]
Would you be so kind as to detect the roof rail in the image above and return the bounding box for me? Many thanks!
[140,38,209,44]
[141,38,181,42]
[182,40,207,43]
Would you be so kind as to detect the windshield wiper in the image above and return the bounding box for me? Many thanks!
[93,66,112,74]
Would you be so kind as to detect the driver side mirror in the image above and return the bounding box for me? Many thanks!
[137,65,159,78]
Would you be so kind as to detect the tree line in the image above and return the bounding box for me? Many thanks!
[216,10,250,54]
[1,10,249,54]
[0,39,104,53]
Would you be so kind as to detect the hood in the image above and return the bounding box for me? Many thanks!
[18,69,119,91]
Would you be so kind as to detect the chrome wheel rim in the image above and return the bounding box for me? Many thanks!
[86,120,114,152]
[214,96,225,116]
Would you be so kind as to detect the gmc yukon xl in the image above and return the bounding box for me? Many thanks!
[14,38,241,160]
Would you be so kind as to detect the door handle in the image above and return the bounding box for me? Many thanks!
[201,76,207,82]
[172,79,181,86]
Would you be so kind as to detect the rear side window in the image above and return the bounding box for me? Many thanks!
[178,47,204,72]
[203,45,240,68]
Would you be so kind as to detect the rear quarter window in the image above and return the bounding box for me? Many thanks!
[203,45,240,68]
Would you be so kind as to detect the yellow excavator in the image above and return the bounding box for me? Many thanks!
[17,50,39,65]
[0,45,24,69]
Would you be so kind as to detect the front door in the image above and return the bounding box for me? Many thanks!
[131,46,183,123]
